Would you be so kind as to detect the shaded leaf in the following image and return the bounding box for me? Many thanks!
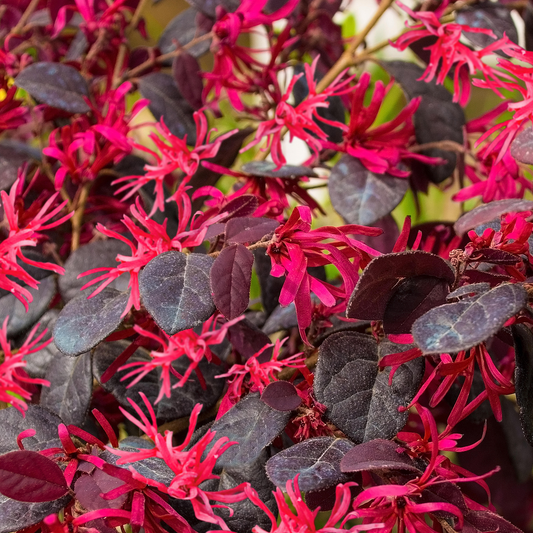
[254,249,285,316]
[463,509,525,533]
[138,72,196,142]
[53,288,129,356]
[139,251,215,335]
[262,302,298,335]
[74,470,127,512]
[241,161,317,179]
[93,341,225,423]
[314,332,424,443]
[413,283,527,354]
[227,318,272,360]
[211,244,253,320]
[512,324,533,446]
[447,283,491,301]
[261,381,302,411]
[40,351,93,426]
[14,62,90,114]
[0,450,68,502]
[329,155,408,225]
[511,126,533,165]
[209,393,290,468]
[0,142,40,191]
[172,52,203,110]
[468,248,521,265]
[346,251,454,320]
[340,438,422,474]
[454,199,533,236]
[226,217,279,244]
[220,195,259,221]
[59,239,130,302]
[266,437,354,492]
[350,214,400,254]
[23,309,60,379]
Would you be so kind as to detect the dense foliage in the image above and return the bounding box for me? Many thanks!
[2,0,533,531]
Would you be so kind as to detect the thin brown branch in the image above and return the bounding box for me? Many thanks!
[11,0,39,36]
[70,183,92,251]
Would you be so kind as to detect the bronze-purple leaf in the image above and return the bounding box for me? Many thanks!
[226,217,279,244]
[329,155,408,225]
[14,62,90,114]
[468,248,521,265]
[512,324,533,446]
[261,381,302,411]
[0,450,68,503]
[511,127,533,165]
[172,52,203,110]
[346,251,454,321]
[340,439,422,474]
[210,244,254,320]
[266,437,354,492]
[139,251,215,335]
[241,161,317,179]
[412,283,527,355]
[219,195,259,221]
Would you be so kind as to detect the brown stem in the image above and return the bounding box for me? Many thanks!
[10,0,40,36]
[70,182,92,251]
[128,0,149,32]
[112,43,128,89]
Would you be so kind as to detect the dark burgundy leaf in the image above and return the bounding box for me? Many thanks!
[463,510,525,533]
[314,332,424,443]
[340,438,422,474]
[40,350,93,426]
[447,283,491,301]
[0,450,68,502]
[93,341,224,423]
[261,381,302,411]
[0,142,40,191]
[53,288,129,356]
[219,195,259,221]
[266,437,354,492]
[254,248,285,316]
[469,248,521,265]
[0,493,70,533]
[138,72,196,142]
[412,283,527,354]
[226,217,279,244]
[64,29,89,60]
[23,309,60,379]
[511,126,533,164]
[158,8,211,58]
[462,269,511,286]
[227,318,272,359]
[329,155,408,225]
[456,3,518,51]
[346,251,454,320]
[0,405,62,455]
[172,52,203,110]
[0,274,56,338]
[59,239,130,302]
[139,251,215,335]
[14,62,90,114]
[454,199,533,236]
[262,302,298,335]
[383,275,450,335]
[355,214,400,254]
[204,222,227,242]
[208,393,290,468]
[241,161,317,179]
[210,244,253,319]
[74,469,127,511]
[512,324,533,446]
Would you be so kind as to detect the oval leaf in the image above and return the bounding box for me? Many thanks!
[412,283,527,354]
[139,251,215,335]
[266,437,354,492]
[226,217,279,244]
[241,161,317,179]
[329,155,409,226]
[511,126,533,165]
[15,62,90,114]
[261,381,302,411]
[53,288,129,356]
[211,244,253,320]
[0,450,68,503]
[172,52,203,110]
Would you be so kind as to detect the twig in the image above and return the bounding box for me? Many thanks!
[70,183,92,251]
[10,0,40,36]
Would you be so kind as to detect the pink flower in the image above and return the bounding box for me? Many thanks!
[113,112,237,214]
[0,317,51,413]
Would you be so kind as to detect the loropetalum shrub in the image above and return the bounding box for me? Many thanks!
[5,0,533,531]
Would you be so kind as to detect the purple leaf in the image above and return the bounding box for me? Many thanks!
[53,288,129,356]
[209,394,290,468]
[0,450,68,503]
[138,72,196,142]
[340,439,422,474]
[23,310,60,379]
[346,251,454,321]
[226,217,279,244]
[447,282,491,301]
[40,350,93,426]
[468,247,521,265]
[172,52,203,110]
[14,62,90,114]
[463,510,525,533]
[329,155,409,225]
[254,248,285,316]
[241,161,317,179]
[139,251,215,335]
[266,437,354,492]
[314,332,424,443]
[0,142,39,192]
[512,324,533,446]
[412,283,527,354]
[220,195,259,221]
[210,244,254,319]
[261,381,302,411]
[74,470,127,511]
[454,199,533,236]
[355,214,400,254]
[227,318,272,360]
[262,302,298,335]
[511,126,533,164]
